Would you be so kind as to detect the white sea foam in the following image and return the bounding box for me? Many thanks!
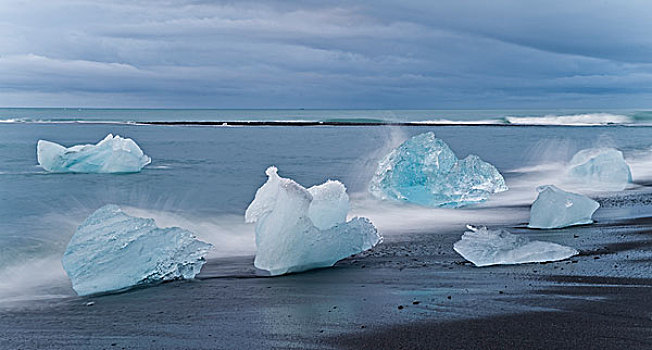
[122,207,256,259]
[349,194,529,235]
[625,146,652,184]
[0,257,72,309]
[505,113,632,126]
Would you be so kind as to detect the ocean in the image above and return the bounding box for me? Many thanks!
[1,108,652,125]
[1,108,651,305]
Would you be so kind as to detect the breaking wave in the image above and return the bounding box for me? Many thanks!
[505,113,633,126]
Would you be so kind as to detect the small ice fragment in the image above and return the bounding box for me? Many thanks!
[568,148,631,191]
[62,205,212,296]
[528,185,600,229]
[369,132,507,208]
[453,225,578,267]
[37,134,151,173]
[245,167,381,276]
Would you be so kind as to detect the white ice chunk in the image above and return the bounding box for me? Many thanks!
[568,148,632,191]
[369,132,507,208]
[37,134,151,173]
[453,225,578,267]
[307,180,350,230]
[245,167,381,276]
[528,185,600,229]
[62,205,212,296]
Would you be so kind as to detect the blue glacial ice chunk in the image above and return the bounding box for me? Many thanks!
[568,148,631,191]
[453,225,578,267]
[37,134,151,173]
[528,185,599,229]
[245,167,381,276]
[369,132,507,207]
[62,205,212,296]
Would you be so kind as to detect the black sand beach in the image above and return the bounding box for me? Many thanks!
[1,191,651,350]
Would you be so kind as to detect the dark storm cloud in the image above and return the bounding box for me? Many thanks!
[1,0,652,108]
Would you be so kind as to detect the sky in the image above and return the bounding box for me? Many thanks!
[1,0,652,109]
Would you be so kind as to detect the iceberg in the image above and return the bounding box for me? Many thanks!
[62,205,212,296]
[453,226,578,267]
[369,132,507,207]
[528,185,600,229]
[37,134,151,173]
[245,167,381,276]
[568,148,631,191]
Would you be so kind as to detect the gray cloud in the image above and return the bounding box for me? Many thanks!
[1,0,652,108]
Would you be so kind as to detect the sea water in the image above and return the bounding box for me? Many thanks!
[1,109,652,305]
[2,108,652,125]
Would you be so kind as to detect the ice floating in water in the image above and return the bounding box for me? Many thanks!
[245,167,381,276]
[37,134,151,173]
[453,226,578,267]
[62,205,212,296]
[369,132,507,207]
[568,148,631,191]
[528,185,599,229]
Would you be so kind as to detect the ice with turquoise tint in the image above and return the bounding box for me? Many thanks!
[369,132,507,208]
[37,134,151,173]
[454,226,578,267]
[62,205,212,296]
[528,185,599,229]
[568,147,631,191]
[245,167,381,276]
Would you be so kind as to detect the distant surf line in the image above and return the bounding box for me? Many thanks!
[0,117,648,127]
[140,120,640,127]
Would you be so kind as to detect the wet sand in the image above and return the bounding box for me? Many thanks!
[1,198,651,349]
[329,283,652,350]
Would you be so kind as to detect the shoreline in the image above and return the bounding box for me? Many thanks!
[1,210,650,349]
